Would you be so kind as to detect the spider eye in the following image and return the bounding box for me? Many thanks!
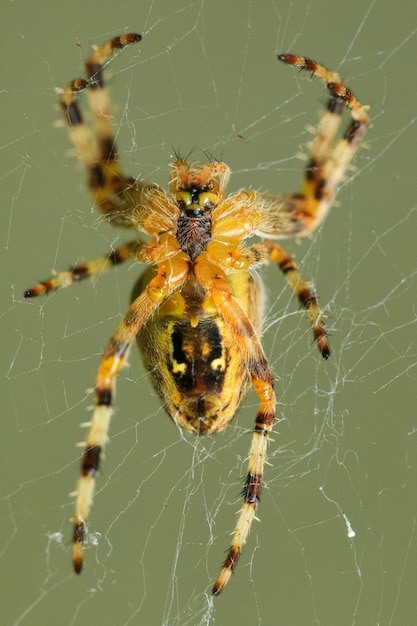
[199,191,218,208]
[176,188,218,211]
[177,190,192,207]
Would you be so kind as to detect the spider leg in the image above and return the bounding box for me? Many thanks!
[266,241,329,357]
[247,55,369,239]
[250,241,330,358]
[206,239,329,358]
[72,252,189,572]
[59,34,146,227]
[24,239,146,297]
[280,54,369,231]
[193,255,275,595]
[211,296,275,596]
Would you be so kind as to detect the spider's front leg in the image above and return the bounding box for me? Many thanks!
[59,33,145,227]
[72,252,189,572]
[251,55,369,239]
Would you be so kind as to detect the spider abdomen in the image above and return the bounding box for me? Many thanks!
[135,270,264,435]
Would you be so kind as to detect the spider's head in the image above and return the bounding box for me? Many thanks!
[170,160,230,214]
[176,184,218,214]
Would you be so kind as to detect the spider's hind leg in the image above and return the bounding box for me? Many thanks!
[210,291,276,595]
[72,250,190,573]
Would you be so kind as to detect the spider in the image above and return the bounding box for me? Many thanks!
[24,34,369,595]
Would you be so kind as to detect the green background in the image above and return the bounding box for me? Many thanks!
[2,1,416,624]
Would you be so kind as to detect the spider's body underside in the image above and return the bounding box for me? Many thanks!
[25,34,369,595]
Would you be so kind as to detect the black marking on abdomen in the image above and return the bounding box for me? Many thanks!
[169,319,227,394]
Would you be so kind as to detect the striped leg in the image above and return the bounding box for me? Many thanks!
[58,34,143,225]
[264,241,329,358]
[276,54,369,232]
[193,256,276,595]
[24,239,145,298]
[211,294,275,595]
[72,253,189,572]
[249,55,369,241]
[207,239,330,359]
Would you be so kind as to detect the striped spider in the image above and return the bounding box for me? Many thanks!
[25,34,369,594]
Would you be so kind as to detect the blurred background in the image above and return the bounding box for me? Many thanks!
[2,1,416,624]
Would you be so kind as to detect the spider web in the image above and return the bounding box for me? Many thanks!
[2,0,417,624]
